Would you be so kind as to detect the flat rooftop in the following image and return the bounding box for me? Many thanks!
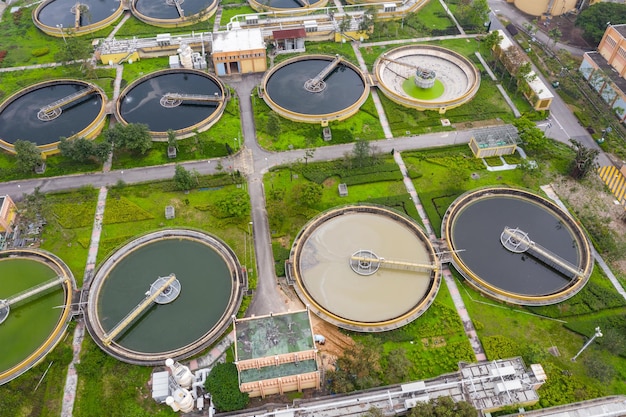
[234,310,315,361]
[212,28,265,53]
[240,359,317,383]
[472,125,520,148]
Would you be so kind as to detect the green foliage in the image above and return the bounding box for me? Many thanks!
[214,189,251,218]
[292,182,323,207]
[576,3,626,44]
[327,337,383,393]
[51,202,97,229]
[565,313,626,357]
[206,363,249,412]
[14,139,43,174]
[536,363,603,408]
[300,161,400,184]
[58,137,111,164]
[407,395,477,417]
[31,47,50,57]
[272,241,291,277]
[569,139,599,180]
[173,164,198,191]
[106,123,153,155]
[482,335,520,360]
[455,0,490,33]
[103,197,155,225]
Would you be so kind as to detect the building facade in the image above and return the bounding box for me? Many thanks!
[580,24,626,123]
[211,28,267,76]
[0,195,17,234]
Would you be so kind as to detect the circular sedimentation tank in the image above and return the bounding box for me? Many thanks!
[0,250,75,385]
[85,230,245,365]
[262,55,369,123]
[0,80,107,155]
[373,45,480,113]
[116,69,227,139]
[289,205,440,332]
[442,188,593,305]
[131,0,218,27]
[248,0,328,13]
[33,0,123,36]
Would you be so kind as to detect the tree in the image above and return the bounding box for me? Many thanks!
[339,15,353,34]
[363,407,385,417]
[408,396,477,417]
[54,30,93,65]
[456,0,490,32]
[513,116,548,154]
[352,138,373,167]
[215,189,250,218]
[105,123,152,155]
[327,337,383,393]
[58,137,111,163]
[359,8,376,34]
[303,148,315,165]
[576,2,626,44]
[266,111,281,141]
[384,348,412,384]
[482,30,503,57]
[173,164,197,191]
[14,140,43,174]
[548,27,562,48]
[569,139,599,180]
[167,129,178,151]
[292,182,322,207]
[205,363,249,412]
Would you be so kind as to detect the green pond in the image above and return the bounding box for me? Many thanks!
[96,238,233,353]
[0,258,65,373]
[402,77,445,100]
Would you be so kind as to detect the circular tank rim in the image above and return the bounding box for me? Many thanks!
[248,0,328,13]
[0,249,76,385]
[130,0,218,27]
[84,229,245,365]
[289,204,441,332]
[0,79,108,155]
[261,54,370,124]
[373,44,481,111]
[33,0,124,37]
[441,187,593,306]
[115,68,227,139]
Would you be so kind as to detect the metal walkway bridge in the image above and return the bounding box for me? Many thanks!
[0,275,68,324]
[304,55,342,93]
[165,0,185,17]
[102,274,177,346]
[37,86,96,121]
[500,227,583,279]
[160,92,223,108]
[349,250,437,276]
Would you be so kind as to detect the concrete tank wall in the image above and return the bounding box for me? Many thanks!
[510,0,577,17]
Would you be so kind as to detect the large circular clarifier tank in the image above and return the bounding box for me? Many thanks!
[262,55,369,123]
[131,0,218,27]
[442,188,593,305]
[85,230,245,365]
[116,69,226,138]
[0,250,75,385]
[33,0,123,36]
[289,206,440,332]
[373,45,480,112]
[248,0,328,13]
[0,80,107,154]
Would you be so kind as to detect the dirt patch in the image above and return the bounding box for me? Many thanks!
[551,175,626,274]
[422,336,446,349]
[277,280,355,370]
[539,14,594,50]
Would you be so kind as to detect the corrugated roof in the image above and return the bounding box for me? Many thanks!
[273,28,306,40]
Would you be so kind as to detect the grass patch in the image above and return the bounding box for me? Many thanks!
[254,93,383,151]
[483,156,503,167]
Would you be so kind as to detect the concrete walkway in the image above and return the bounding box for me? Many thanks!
[440,0,465,36]
[61,186,109,417]
[475,51,522,118]
[106,11,132,41]
[393,150,487,361]
[351,42,393,139]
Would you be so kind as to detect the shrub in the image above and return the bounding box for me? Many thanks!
[205,363,249,412]
[31,47,50,57]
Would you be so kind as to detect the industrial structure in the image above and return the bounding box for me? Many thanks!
[233,309,320,398]
[0,195,17,235]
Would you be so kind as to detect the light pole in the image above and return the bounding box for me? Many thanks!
[571,327,603,362]
[56,24,67,46]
